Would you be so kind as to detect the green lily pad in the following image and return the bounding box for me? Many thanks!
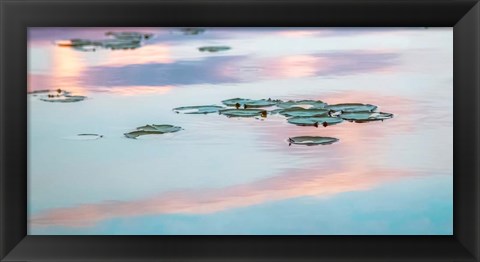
[124,124,182,139]
[106,32,153,40]
[38,90,86,103]
[219,109,267,118]
[278,107,329,117]
[97,39,142,50]
[179,28,206,35]
[198,46,231,52]
[222,98,277,108]
[287,116,343,127]
[277,100,327,109]
[173,105,224,114]
[288,136,339,146]
[340,112,394,123]
[326,103,377,113]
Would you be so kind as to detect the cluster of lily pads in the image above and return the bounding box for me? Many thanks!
[172,98,393,146]
[29,89,87,103]
[28,88,393,145]
[45,29,391,145]
[56,28,232,53]
[56,31,153,51]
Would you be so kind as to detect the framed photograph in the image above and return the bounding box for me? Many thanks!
[1,0,479,261]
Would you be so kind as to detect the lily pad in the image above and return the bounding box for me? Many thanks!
[106,32,153,40]
[198,46,231,52]
[277,100,327,109]
[173,105,224,114]
[278,107,329,117]
[38,90,86,103]
[326,103,377,113]
[288,136,339,146]
[287,116,343,127]
[124,124,182,139]
[97,39,142,50]
[219,109,267,118]
[179,28,206,35]
[340,112,394,123]
[222,98,277,108]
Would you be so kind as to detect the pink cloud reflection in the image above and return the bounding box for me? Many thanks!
[31,166,408,227]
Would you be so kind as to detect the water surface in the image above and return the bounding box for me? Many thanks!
[28,27,453,235]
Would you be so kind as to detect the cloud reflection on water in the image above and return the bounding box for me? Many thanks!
[31,166,409,227]
[76,51,397,89]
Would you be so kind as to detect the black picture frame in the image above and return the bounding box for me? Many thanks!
[1,0,479,261]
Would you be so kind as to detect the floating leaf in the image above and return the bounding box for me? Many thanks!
[198,46,231,52]
[179,28,206,35]
[57,31,152,52]
[219,109,267,118]
[326,103,377,113]
[38,90,86,103]
[221,98,277,108]
[277,100,327,109]
[288,136,339,146]
[97,39,142,50]
[173,105,224,114]
[287,116,343,127]
[278,107,329,117]
[124,124,182,139]
[106,32,153,40]
[340,112,394,123]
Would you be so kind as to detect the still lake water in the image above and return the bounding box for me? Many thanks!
[28,28,453,235]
